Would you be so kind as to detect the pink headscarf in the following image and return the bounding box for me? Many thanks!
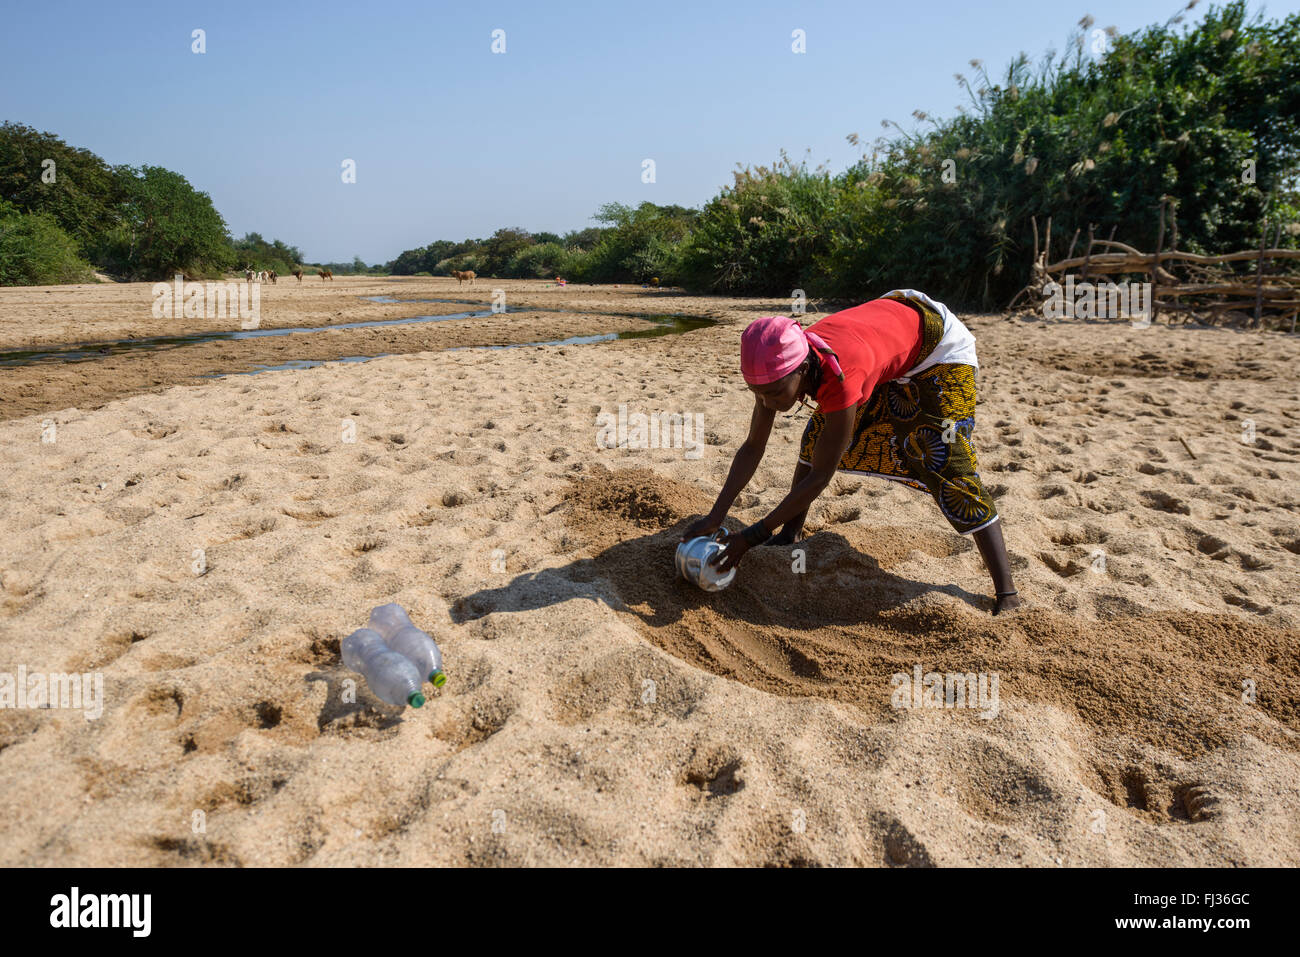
[740,316,843,385]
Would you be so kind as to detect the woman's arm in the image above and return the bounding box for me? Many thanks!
[713,404,854,570]
[680,398,775,540]
[756,405,853,530]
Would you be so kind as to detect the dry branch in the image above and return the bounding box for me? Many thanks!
[1011,213,1300,329]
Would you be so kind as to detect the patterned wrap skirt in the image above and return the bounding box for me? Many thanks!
[797,295,1000,535]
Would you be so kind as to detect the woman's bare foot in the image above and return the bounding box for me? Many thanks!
[992,592,1022,616]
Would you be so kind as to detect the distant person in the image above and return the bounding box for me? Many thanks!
[683,289,1019,615]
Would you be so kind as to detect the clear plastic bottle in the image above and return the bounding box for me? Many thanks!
[341,627,425,708]
[368,604,446,687]
[387,624,447,687]
[368,603,413,637]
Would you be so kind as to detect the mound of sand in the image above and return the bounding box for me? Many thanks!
[556,465,1298,760]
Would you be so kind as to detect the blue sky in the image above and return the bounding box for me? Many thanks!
[3,0,1295,263]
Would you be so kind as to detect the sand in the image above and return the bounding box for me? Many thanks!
[0,277,1297,866]
[0,277,718,421]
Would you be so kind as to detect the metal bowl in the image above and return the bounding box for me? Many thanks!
[675,530,737,592]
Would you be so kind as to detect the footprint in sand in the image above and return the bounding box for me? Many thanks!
[1139,490,1191,515]
[1196,534,1232,559]
[131,425,178,440]
[822,503,861,524]
[129,685,186,727]
[70,628,151,670]
[1274,535,1300,556]
[1039,552,1084,577]
[209,473,245,492]
[1049,527,1108,547]
[1223,592,1271,614]
[677,744,745,798]
[1177,784,1222,822]
[144,835,239,866]
[280,505,338,525]
[881,818,935,867]
[430,692,516,753]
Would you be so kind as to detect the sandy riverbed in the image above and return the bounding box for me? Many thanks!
[0,278,1297,865]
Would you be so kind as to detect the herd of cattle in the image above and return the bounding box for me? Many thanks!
[242,268,332,283]
[239,268,492,286]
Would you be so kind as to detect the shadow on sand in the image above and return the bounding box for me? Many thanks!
[450,522,987,632]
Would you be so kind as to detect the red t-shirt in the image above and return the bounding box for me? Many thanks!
[807,299,924,413]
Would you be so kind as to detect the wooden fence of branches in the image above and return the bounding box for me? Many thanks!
[1009,198,1300,331]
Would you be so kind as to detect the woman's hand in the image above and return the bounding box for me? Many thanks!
[710,528,751,573]
[681,514,723,542]
[681,400,775,544]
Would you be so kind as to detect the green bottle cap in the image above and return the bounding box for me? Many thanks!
[408,692,426,708]
[430,671,447,688]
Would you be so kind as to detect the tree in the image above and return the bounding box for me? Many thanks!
[0,122,123,251]
[231,233,302,275]
[561,226,608,250]
[105,165,233,278]
[480,227,533,276]
[576,202,697,283]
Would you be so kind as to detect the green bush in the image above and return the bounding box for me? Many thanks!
[678,153,837,294]
[564,247,595,276]
[572,202,694,283]
[508,241,568,278]
[231,233,302,277]
[390,240,482,275]
[0,210,96,285]
[436,252,485,275]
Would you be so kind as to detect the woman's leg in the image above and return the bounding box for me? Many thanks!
[892,366,1018,614]
[765,460,812,545]
[973,521,1020,615]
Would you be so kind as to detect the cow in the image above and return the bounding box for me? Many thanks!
[268,270,277,284]
[245,269,256,283]
[451,269,476,287]
[318,269,334,281]
[293,269,304,282]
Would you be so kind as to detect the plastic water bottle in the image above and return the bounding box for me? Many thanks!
[341,628,425,708]
[368,603,414,637]
[368,604,447,687]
